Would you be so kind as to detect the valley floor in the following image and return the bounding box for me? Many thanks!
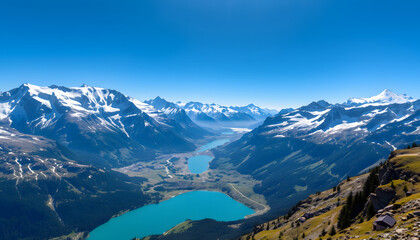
[114,134,269,216]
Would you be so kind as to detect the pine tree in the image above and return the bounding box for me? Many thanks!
[337,204,350,229]
[329,226,336,236]
[412,142,417,148]
[366,201,375,220]
[403,185,408,192]
[391,181,395,189]
[346,192,353,206]
[347,176,351,182]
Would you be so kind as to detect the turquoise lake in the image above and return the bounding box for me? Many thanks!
[188,155,213,174]
[188,139,230,174]
[88,191,254,240]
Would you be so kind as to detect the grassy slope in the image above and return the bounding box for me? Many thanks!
[242,147,420,240]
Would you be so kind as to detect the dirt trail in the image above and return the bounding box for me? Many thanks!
[229,183,269,216]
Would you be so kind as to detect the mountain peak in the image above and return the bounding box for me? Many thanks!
[20,83,37,90]
[246,103,257,108]
[381,88,393,94]
[376,89,398,99]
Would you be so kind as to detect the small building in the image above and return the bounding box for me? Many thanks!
[373,214,396,231]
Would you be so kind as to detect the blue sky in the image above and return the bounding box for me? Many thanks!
[0,0,419,109]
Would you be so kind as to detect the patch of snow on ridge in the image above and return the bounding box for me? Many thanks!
[128,98,160,118]
[324,121,366,135]
[274,134,286,138]
[384,141,397,150]
[230,127,252,133]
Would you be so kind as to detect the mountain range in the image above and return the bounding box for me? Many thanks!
[176,101,278,126]
[261,89,419,147]
[145,97,279,129]
[211,89,420,213]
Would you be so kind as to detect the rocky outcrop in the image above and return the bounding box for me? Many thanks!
[367,187,396,211]
[378,161,400,185]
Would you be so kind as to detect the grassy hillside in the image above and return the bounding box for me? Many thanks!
[242,146,420,240]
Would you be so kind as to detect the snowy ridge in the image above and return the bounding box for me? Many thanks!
[178,101,277,123]
[257,90,420,148]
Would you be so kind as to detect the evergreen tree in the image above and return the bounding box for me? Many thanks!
[412,142,417,148]
[366,201,375,220]
[347,176,351,182]
[346,192,353,206]
[337,204,350,229]
[329,226,336,236]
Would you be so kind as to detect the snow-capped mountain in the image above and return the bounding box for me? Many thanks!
[175,101,278,125]
[144,97,211,138]
[345,89,413,106]
[0,84,208,167]
[230,104,278,120]
[180,102,256,122]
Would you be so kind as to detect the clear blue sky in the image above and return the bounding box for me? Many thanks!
[0,0,419,109]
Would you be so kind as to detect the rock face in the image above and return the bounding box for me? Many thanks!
[368,188,396,212]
